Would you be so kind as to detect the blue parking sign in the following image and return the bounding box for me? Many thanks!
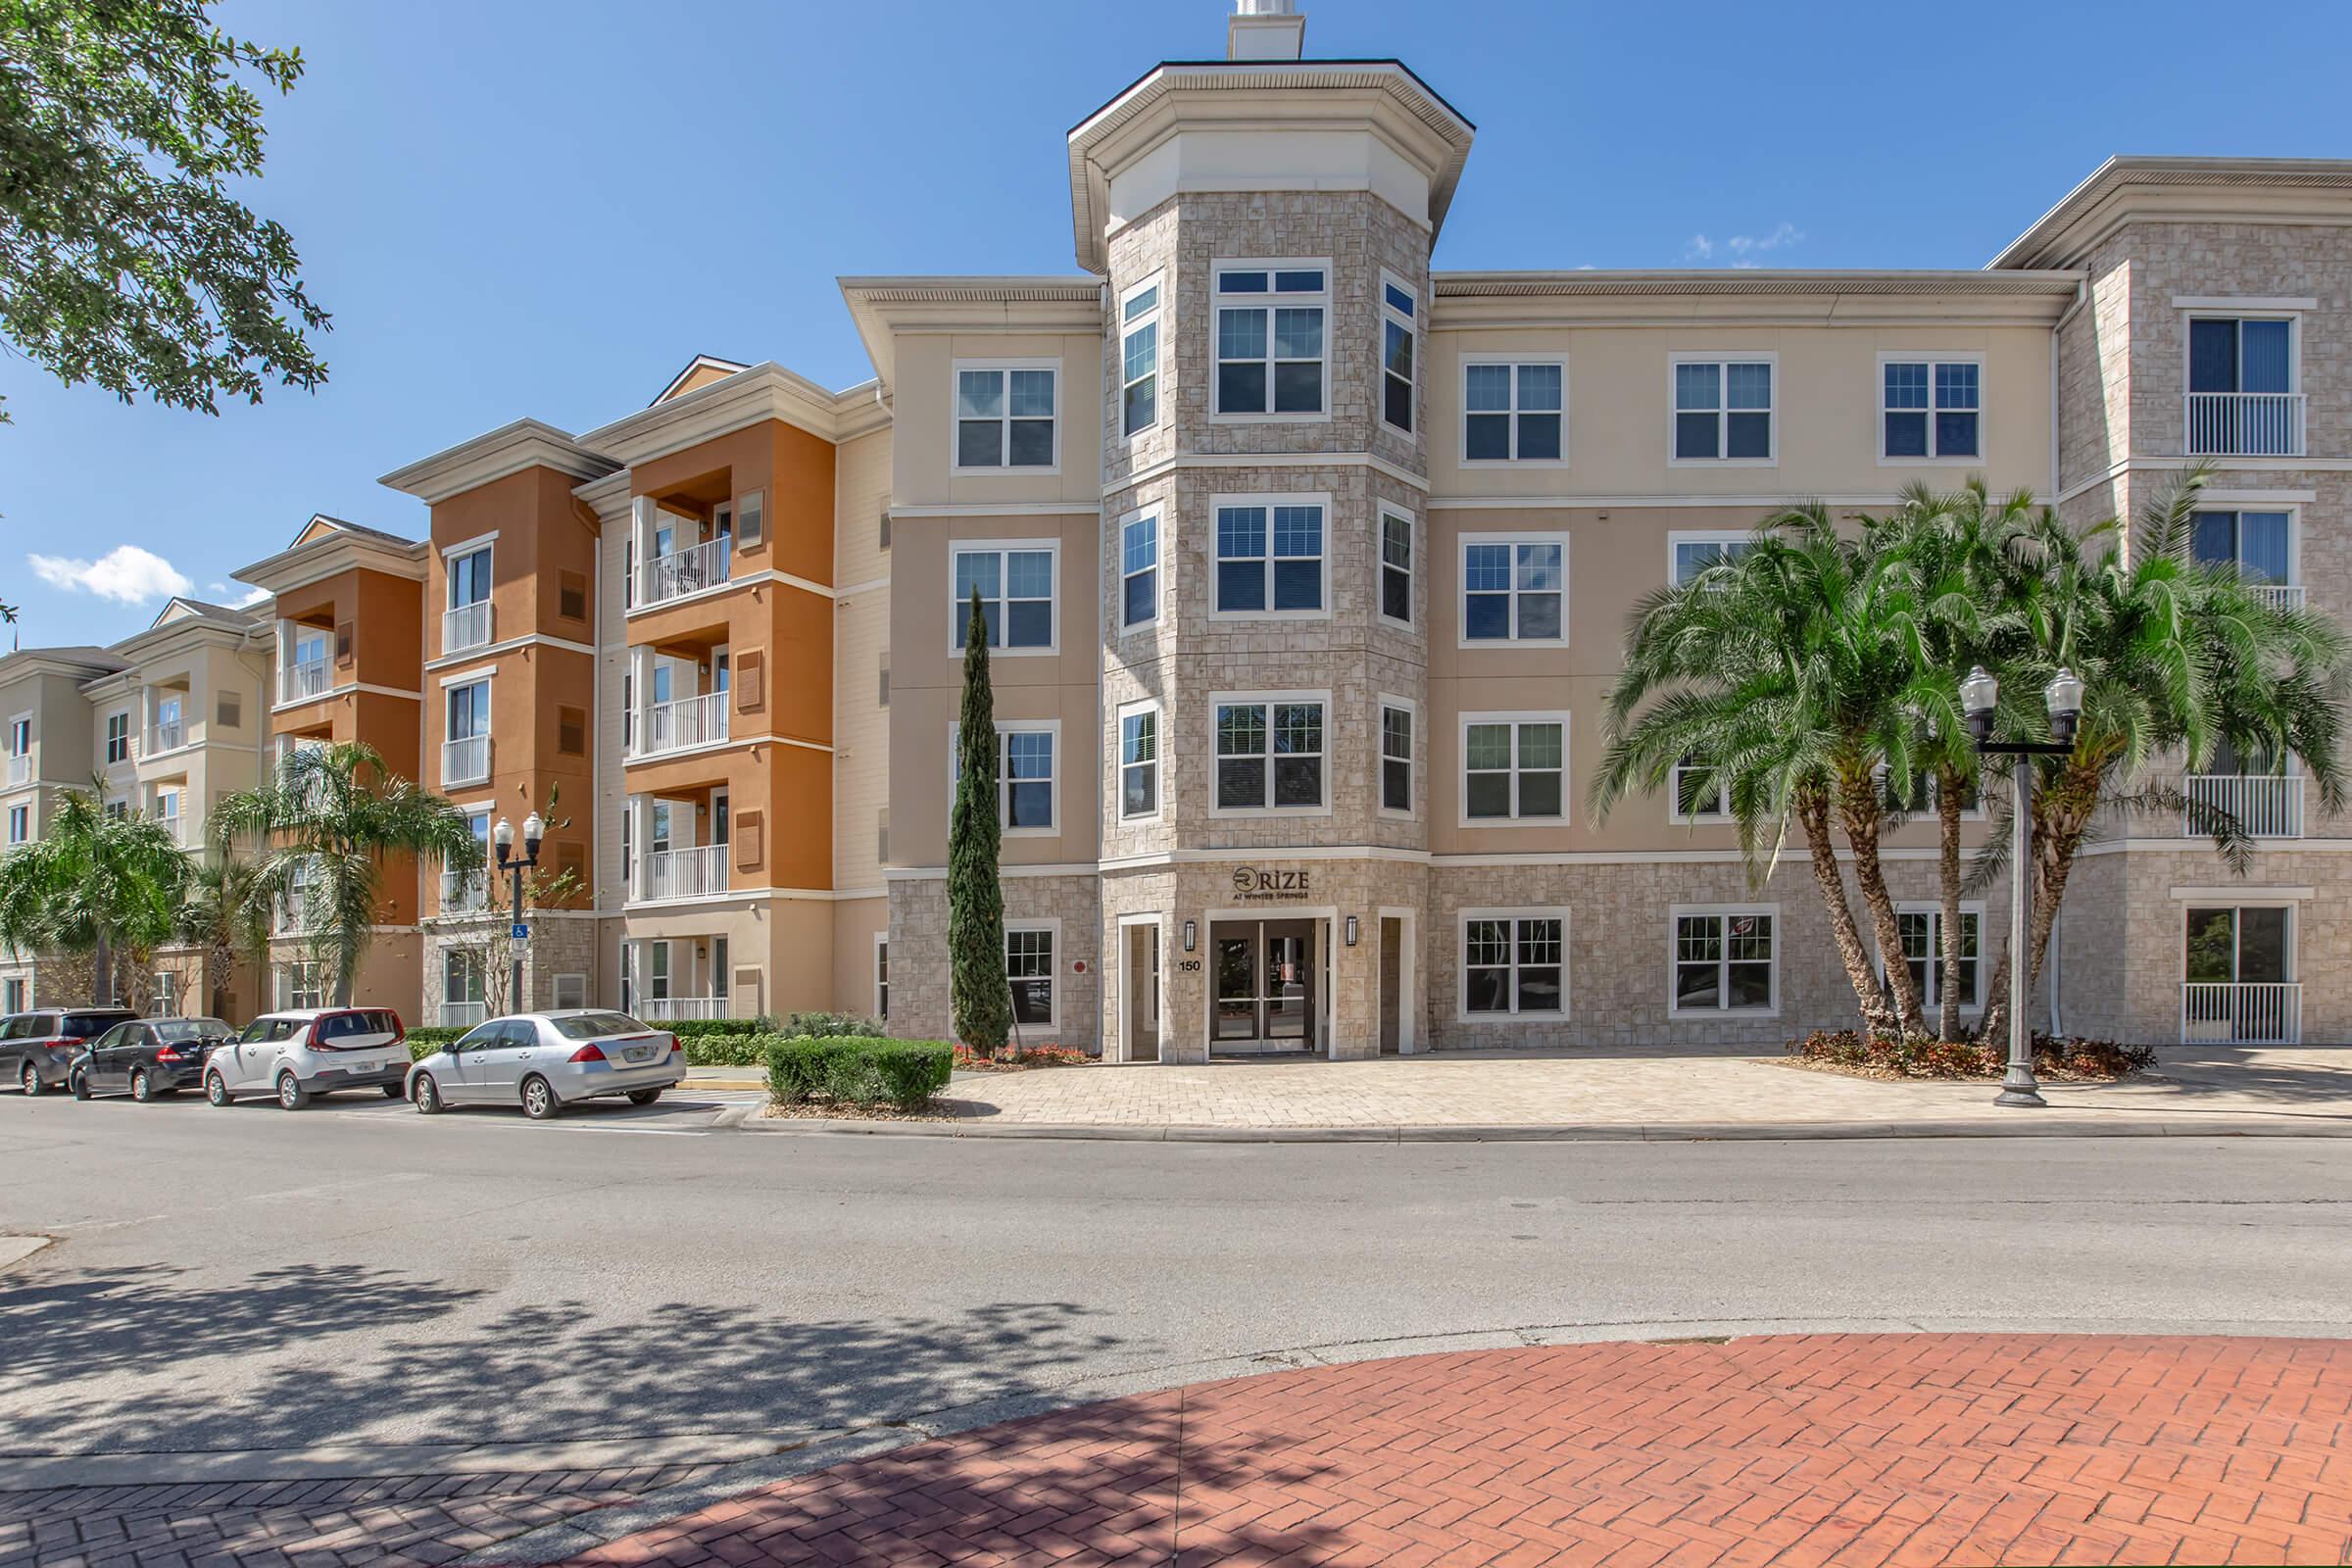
[511,922,530,941]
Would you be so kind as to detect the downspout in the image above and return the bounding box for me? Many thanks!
[2047,902,2063,1039]
[2048,277,2089,501]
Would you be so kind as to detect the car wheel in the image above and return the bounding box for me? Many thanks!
[206,1072,232,1107]
[412,1074,443,1114]
[380,1081,407,1099]
[519,1075,560,1120]
[275,1072,310,1110]
[70,1070,91,1101]
[626,1088,663,1106]
[21,1062,42,1098]
[130,1069,153,1103]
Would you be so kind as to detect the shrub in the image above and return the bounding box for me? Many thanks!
[765,1035,953,1110]
[406,1026,466,1053]
[679,1035,767,1067]
[778,1010,885,1040]
[1788,1029,2153,1079]
[661,1017,773,1040]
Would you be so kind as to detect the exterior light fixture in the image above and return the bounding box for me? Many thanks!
[1182,919,1198,953]
[1959,665,1998,745]
[1344,915,1359,948]
[2044,667,2083,746]
[493,815,514,851]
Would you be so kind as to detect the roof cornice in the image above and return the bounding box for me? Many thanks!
[576,361,881,466]
[232,529,428,596]
[0,648,126,685]
[1065,60,1475,273]
[839,276,1103,397]
[1436,269,2085,299]
[1992,156,2352,270]
[1433,269,2085,329]
[378,417,619,504]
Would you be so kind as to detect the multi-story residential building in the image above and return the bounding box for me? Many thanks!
[0,643,125,1010]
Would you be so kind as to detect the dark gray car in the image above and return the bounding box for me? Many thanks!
[1,1008,140,1096]
[69,1018,234,1102]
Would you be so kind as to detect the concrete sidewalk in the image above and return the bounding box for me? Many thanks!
[743,1044,2352,1140]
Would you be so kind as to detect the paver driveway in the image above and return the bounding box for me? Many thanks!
[566,1335,2352,1567]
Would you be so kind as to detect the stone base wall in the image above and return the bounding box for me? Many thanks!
[888,874,1102,1049]
[422,914,602,1024]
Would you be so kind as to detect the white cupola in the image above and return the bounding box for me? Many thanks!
[1228,0,1306,61]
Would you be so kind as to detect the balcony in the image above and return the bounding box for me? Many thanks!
[275,881,322,937]
[148,718,185,755]
[639,996,729,1021]
[441,1000,488,1029]
[2181,982,2301,1045]
[639,844,728,902]
[2180,774,2303,839]
[443,734,490,788]
[281,657,330,705]
[638,536,732,608]
[444,599,494,655]
[2250,583,2306,612]
[156,809,186,847]
[2184,392,2305,458]
[633,691,729,759]
[4,754,26,788]
[439,869,489,916]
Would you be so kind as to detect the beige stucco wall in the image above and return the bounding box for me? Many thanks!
[885,330,1104,513]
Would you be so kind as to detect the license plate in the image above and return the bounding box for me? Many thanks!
[624,1047,652,1063]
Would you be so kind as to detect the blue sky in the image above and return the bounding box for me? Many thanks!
[5,0,2347,648]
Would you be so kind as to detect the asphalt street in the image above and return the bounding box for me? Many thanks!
[3,1088,2349,1479]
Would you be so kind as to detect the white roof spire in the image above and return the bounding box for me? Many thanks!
[1228,0,1305,61]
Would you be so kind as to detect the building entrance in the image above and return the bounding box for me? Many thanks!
[1210,918,1317,1054]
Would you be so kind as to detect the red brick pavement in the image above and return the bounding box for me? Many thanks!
[0,1462,725,1568]
[557,1336,2352,1567]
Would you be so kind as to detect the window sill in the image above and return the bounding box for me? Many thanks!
[950,465,1064,478]
[1668,458,1779,469]
[949,644,1060,659]
[1876,454,1984,467]
[1458,815,1570,830]
[1456,459,1571,470]
[1668,1004,1781,1021]
[1458,1008,1571,1024]
[1208,412,1332,425]
[1207,609,1333,623]
[1206,806,1334,820]
[1456,636,1569,651]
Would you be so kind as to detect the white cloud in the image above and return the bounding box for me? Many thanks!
[1685,234,1715,262]
[206,580,270,608]
[1727,221,1803,258]
[27,545,193,605]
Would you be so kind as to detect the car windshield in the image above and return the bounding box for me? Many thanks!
[552,1012,651,1041]
[155,1019,228,1044]
[60,1013,131,1039]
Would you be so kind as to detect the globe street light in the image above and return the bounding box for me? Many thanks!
[1961,666,2082,1108]
[494,811,546,1011]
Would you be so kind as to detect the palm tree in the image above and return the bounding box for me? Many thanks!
[209,741,479,1006]
[1591,514,1936,1036]
[1974,471,2348,1044]
[0,782,189,1007]
[173,855,271,1018]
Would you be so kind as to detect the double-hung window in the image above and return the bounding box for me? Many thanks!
[1672,757,1730,821]
[954,364,1058,469]
[1120,278,1161,437]
[2187,315,2298,456]
[1380,272,1416,433]
[1886,905,1983,1013]
[1669,532,1758,588]
[1118,704,1159,820]
[1379,507,1413,627]
[1672,907,1777,1014]
[2192,510,2292,588]
[1379,700,1414,815]
[1462,911,1567,1018]
[1461,535,1566,644]
[952,721,1056,833]
[1673,357,1775,462]
[1215,497,1326,614]
[6,806,25,845]
[952,544,1055,652]
[1881,358,1981,460]
[1120,513,1159,630]
[1462,714,1566,822]
[1213,262,1327,416]
[1006,926,1056,1029]
[444,678,490,787]
[104,712,129,765]
[1462,360,1565,463]
[1214,695,1326,812]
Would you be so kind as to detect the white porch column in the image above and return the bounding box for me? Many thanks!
[628,645,656,754]
[629,496,658,602]
[628,793,652,901]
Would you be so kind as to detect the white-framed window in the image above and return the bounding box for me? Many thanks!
[1120,276,1161,437]
[443,676,490,787]
[7,714,30,763]
[552,972,588,1010]
[1460,533,1567,645]
[1880,356,1982,462]
[1378,505,1413,627]
[2,978,24,1012]
[104,712,130,765]
[2192,508,2295,589]
[442,949,486,1019]
[1878,903,1984,1013]
[1380,270,1417,434]
[1212,260,1328,418]
[2186,312,2300,456]
[1120,512,1159,631]
[447,541,493,606]
[950,720,1058,834]
[1214,494,1329,617]
[104,800,128,821]
[1461,712,1567,824]
[952,541,1057,654]
[873,935,889,1021]
[1117,702,1159,821]
[6,806,26,845]
[1672,757,1730,823]
[1006,921,1057,1031]
[1462,358,1566,464]
[1212,692,1329,815]
[1379,698,1415,817]
[1670,906,1779,1015]
[1880,766,1984,822]
[277,960,325,1011]
[953,361,1059,471]
[1460,908,1569,1019]
[1668,530,1759,588]
[153,786,181,841]
[1672,355,1776,464]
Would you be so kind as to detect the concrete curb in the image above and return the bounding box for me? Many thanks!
[733,1112,2352,1144]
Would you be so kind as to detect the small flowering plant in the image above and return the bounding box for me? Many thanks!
[953,1041,1094,1071]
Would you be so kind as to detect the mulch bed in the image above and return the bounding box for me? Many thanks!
[760,1100,964,1122]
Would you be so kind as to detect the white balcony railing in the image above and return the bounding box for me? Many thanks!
[637,536,732,607]
[444,599,494,655]
[633,691,729,758]
[639,844,727,902]
[281,658,330,704]
[640,995,728,1021]
[2250,583,2307,612]
[2181,982,2301,1045]
[4,754,26,787]
[439,870,489,916]
[2181,774,2304,839]
[443,734,490,787]
[441,1001,488,1028]
[2184,392,2305,458]
[276,877,322,936]
[148,720,184,755]
[157,810,184,847]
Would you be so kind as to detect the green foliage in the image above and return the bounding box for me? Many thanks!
[0,0,328,426]
[763,1036,955,1111]
[1789,1028,2154,1080]
[678,1035,768,1067]
[778,1009,885,1039]
[947,584,1009,1054]
[0,782,188,1007]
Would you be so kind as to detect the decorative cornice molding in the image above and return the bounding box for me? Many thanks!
[378,418,619,504]
[1992,156,2352,270]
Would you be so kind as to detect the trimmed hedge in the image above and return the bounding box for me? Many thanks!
[764,1035,954,1110]
[680,1035,767,1067]
[778,1010,886,1040]
[406,1026,466,1051]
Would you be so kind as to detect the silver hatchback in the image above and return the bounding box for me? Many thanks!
[406,1011,684,1119]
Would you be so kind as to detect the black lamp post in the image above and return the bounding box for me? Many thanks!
[1960,664,2083,1108]
[493,810,544,1013]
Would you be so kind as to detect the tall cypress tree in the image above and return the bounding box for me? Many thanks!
[948,585,1011,1055]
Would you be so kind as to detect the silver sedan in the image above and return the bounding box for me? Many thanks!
[407,1010,685,1119]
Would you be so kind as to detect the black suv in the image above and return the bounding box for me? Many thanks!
[1,1007,140,1096]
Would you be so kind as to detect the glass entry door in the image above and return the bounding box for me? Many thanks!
[1210,919,1316,1053]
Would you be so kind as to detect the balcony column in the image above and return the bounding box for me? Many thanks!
[629,793,652,901]
[628,645,656,754]
[630,496,659,600]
